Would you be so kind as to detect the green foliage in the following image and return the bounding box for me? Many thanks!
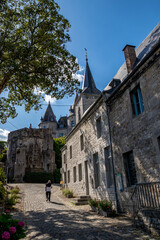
[53,168,61,183]
[0,213,26,239]
[54,136,65,169]
[98,199,113,211]
[0,167,6,183]
[23,172,54,183]
[5,195,17,206]
[62,188,73,197]
[0,141,7,148]
[0,0,79,123]
[10,187,20,195]
[88,198,99,208]
[0,147,7,162]
[0,181,7,201]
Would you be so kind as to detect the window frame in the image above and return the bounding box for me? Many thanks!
[130,84,144,116]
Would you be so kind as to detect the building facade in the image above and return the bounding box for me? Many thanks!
[62,23,160,212]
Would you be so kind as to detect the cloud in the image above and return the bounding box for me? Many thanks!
[72,73,84,82]
[0,128,10,141]
[76,58,85,72]
[44,95,56,104]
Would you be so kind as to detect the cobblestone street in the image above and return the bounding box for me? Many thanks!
[10,184,156,240]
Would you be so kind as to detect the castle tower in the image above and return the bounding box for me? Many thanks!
[39,102,57,138]
[73,54,101,125]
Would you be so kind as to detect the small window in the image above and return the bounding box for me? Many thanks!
[60,133,64,137]
[123,151,137,187]
[80,134,84,151]
[64,154,66,164]
[68,170,70,183]
[78,164,82,181]
[78,107,81,121]
[130,85,144,116]
[96,117,102,139]
[64,172,66,184]
[70,146,72,159]
[71,120,74,127]
[73,166,76,182]
[93,152,100,188]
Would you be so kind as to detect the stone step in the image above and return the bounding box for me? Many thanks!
[73,201,89,206]
[79,195,90,200]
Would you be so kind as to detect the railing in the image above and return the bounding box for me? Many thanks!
[131,182,160,217]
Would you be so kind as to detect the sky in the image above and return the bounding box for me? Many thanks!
[0,0,160,141]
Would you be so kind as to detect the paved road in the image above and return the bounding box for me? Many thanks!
[11,184,155,240]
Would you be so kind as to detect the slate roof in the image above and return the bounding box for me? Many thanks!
[82,60,101,94]
[104,22,160,91]
[41,102,57,123]
[57,116,68,129]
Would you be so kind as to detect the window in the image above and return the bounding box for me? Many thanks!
[73,166,76,182]
[130,85,144,116]
[104,147,113,188]
[80,134,84,151]
[59,124,64,129]
[123,151,137,186]
[78,164,82,181]
[64,154,66,164]
[96,117,102,138]
[93,152,100,188]
[71,120,74,127]
[70,146,72,159]
[78,107,81,121]
[68,170,70,183]
[64,172,66,184]
[60,133,64,137]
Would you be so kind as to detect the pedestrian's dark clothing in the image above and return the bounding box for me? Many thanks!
[45,182,52,201]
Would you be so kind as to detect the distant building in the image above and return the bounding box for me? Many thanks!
[7,128,56,182]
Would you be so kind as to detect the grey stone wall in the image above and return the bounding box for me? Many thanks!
[108,49,160,211]
[62,98,116,204]
[7,128,56,182]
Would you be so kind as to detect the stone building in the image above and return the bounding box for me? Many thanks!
[7,128,56,182]
[105,23,160,212]
[61,23,160,212]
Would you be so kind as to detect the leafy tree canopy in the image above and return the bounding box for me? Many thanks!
[0,0,79,123]
[53,136,65,169]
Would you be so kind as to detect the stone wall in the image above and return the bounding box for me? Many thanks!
[108,48,160,211]
[7,128,56,182]
[62,98,116,204]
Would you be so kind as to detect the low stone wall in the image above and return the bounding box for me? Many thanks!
[134,209,160,236]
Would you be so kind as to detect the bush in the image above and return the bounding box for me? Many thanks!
[10,187,20,195]
[53,168,61,183]
[98,199,113,212]
[88,198,99,208]
[5,195,16,206]
[23,172,54,183]
[62,188,73,197]
[0,181,6,201]
[0,167,6,184]
[0,212,26,239]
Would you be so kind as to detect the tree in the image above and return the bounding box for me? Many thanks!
[53,136,65,169]
[0,0,79,123]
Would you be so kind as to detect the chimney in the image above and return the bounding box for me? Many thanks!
[123,45,136,73]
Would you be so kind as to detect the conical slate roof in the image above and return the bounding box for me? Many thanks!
[82,60,101,94]
[41,102,57,123]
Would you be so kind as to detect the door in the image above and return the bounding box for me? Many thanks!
[85,160,89,195]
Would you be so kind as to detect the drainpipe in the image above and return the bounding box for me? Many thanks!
[102,92,119,212]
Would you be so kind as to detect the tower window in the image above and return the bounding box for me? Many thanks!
[80,134,84,151]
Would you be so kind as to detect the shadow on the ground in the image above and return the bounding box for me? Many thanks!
[49,201,64,205]
[15,208,143,240]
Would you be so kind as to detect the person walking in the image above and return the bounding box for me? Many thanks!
[45,180,52,202]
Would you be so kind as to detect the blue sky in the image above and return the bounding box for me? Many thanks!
[0,0,160,141]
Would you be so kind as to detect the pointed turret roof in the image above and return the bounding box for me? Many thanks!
[82,59,101,94]
[41,102,57,123]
